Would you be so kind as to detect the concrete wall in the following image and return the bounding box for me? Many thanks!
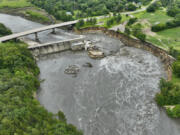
[29,37,85,57]
[76,27,175,80]
[30,42,71,57]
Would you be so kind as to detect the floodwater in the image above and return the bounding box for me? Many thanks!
[0,13,180,135]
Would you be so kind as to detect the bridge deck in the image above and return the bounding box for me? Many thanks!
[0,20,78,43]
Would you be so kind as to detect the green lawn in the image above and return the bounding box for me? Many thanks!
[147,27,180,50]
[133,10,173,25]
[0,0,32,8]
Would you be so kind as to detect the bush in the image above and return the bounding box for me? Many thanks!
[58,111,67,122]
[166,21,177,28]
[135,32,146,41]
[55,11,73,21]
[152,13,180,32]
[75,19,85,29]
[147,5,155,12]
[166,14,180,28]
[169,47,179,58]
[155,93,166,106]
[167,105,180,118]
[127,17,137,25]
[86,18,97,25]
[106,14,122,27]
[155,78,180,106]
[126,3,137,11]
[173,61,180,77]
[0,23,12,37]
[167,7,180,17]
[115,14,122,23]
[131,23,146,41]
[106,19,114,27]
[151,23,167,32]
[125,27,131,35]
[147,1,161,12]
[155,50,180,118]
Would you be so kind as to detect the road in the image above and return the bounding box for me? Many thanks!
[95,0,157,20]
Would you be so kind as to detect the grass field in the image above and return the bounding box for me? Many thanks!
[147,27,180,50]
[130,9,179,50]
[133,10,173,25]
[0,0,32,8]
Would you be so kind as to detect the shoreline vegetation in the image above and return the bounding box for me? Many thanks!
[0,23,83,134]
[0,0,55,24]
[0,1,179,132]
[155,48,180,118]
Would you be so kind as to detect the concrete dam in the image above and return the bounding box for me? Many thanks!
[0,13,180,135]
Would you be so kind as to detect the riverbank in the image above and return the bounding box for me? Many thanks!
[0,7,55,25]
[0,13,179,134]
[0,41,83,134]
[75,27,175,80]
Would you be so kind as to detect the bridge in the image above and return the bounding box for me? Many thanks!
[0,20,78,43]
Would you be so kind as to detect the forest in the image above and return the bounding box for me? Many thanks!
[29,0,150,21]
[0,24,83,134]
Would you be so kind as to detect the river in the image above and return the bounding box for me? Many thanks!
[0,13,180,135]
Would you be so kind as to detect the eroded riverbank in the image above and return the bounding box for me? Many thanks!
[37,33,180,135]
[0,13,180,135]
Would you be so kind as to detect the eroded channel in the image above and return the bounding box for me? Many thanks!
[0,13,180,135]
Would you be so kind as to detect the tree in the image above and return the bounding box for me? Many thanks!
[147,5,156,12]
[0,23,12,37]
[169,47,179,58]
[106,18,114,27]
[58,111,67,122]
[173,61,180,77]
[136,32,146,41]
[125,27,131,35]
[151,23,167,32]
[116,14,122,23]
[147,1,161,12]
[0,42,82,134]
[126,3,137,11]
[75,19,85,29]
[127,17,137,25]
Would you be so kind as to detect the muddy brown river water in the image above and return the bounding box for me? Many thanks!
[0,13,180,135]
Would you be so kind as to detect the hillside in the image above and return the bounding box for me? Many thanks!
[0,0,55,24]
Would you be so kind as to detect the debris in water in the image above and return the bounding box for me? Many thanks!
[64,65,80,75]
[83,62,93,68]
[88,50,105,59]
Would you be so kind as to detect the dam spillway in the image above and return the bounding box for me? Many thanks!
[0,13,180,135]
